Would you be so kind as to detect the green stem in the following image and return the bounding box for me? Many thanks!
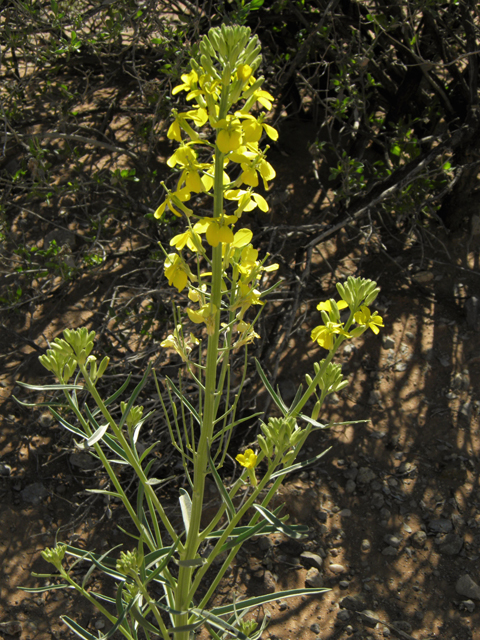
[174,99,229,638]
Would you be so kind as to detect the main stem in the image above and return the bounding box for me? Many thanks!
[174,110,228,639]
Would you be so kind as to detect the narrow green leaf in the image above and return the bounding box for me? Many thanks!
[16,381,84,391]
[298,414,329,428]
[288,383,304,412]
[254,360,287,416]
[104,586,138,639]
[253,505,308,539]
[179,489,192,536]
[118,364,153,430]
[60,616,98,640]
[18,583,70,593]
[211,587,330,617]
[85,489,122,498]
[48,407,85,437]
[176,558,205,567]
[130,606,161,634]
[191,608,248,640]
[104,374,132,407]
[208,447,235,522]
[166,377,202,425]
[270,447,332,479]
[86,423,109,447]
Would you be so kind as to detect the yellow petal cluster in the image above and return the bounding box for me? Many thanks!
[156,26,279,345]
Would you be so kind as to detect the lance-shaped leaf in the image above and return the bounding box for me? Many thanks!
[129,607,162,635]
[211,587,330,617]
[86,423,109,447]
[254,359,287,416]
[270,447,332,480]
[208,446,235,522]
[179,488,192,536]
[253,504,308,539]
[118,364,153,430]
[104,374,132,407]
[60,617,99,640]
[15,381,84,391]
[18,583,71,593]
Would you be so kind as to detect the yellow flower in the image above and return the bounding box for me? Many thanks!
[251,89,274,110]
[167,119,182,142]
[215,117,244,154]
[311,322,349,350]
[172,69,198,95]
[236,448,257,469]
[170,229,201,252]
[224,189,268,216]
[154,187,192,219]
[160,324,198,362]
[234,320,261,348]
[187,304,218,335]
[164,253,191,292]
[317,300,349,313]
[354,306,384,334]
[231,228,253,248]
[237,113,278,143]
[237,64,253,83]
[193,216,237,247]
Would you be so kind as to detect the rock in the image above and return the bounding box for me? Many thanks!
[0,463,11,476]
[368,390,382,405]
[361,539,371,552]
[38,411,54,427]
[383,534,402,549]
[344,467,358,480]
[263,570,276,593]
[345,480,356,494]
[305,567,323,588]
[300,551,323,570]
[69,452,98,470]
[328,563,347,575]
[460,401,472,419]
[337,609,351,622]
[339,508,352,517]
[459,600,475,612]
[339,580,350,590]
[340,595,366,612]
[0,622,22,636]
[411,531,427,548]
[309,623,321,634]
[358,610,379,628]
[456,575,480,600]
[20,483,48,505]
[428,518,452,533]
[394,361,407,372]
[372,492,385,509]
[382,336,395,349]
[94,620,105,630]
[412,270,434,284]
[258,536,273,551]
[437,533,463,555]
[381,546,398,557]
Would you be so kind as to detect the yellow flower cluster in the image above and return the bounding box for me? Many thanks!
[310,278,384,350]
[156,26,279,348]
